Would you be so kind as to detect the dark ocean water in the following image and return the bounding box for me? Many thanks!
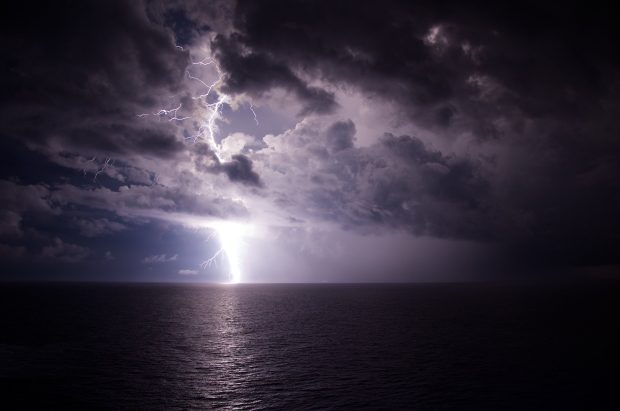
[1,283,619,410]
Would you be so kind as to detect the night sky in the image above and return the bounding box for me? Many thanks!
[1,0,619,282]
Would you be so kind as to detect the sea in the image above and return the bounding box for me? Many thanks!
[1,282,619,410]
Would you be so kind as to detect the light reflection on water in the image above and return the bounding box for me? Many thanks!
[170,285,260,408]
[2,283,616,409]
[203,288,253,404]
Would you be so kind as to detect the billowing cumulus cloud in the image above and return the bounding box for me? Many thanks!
[252,118,490,240]
[1,0,619,280]
[208,0,620,268]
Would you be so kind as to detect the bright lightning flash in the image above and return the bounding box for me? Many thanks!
[201,222,250,284]
[139,49,259,284]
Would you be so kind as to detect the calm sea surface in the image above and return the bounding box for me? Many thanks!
[1,283,619,409]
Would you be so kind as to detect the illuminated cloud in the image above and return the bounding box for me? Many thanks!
[2,0,619,280]
[143,254,179,264]
[178,268,199,275]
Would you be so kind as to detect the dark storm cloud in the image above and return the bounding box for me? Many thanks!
[0,180,55,217]
[49,183,249,219]
[2,0,620,279]
[191,142,263,186]
[0,176,251,264]
[213,35,338,115]
[146,0,234,41]
[0,0,188,159]
[72,218,127,238]
[325,120,356,153]
[219,154,263,187]
[217,1,620,131]
[212,0,620,268]
[0,179,91,262]
[40,237,90,263]
[0,1,243,266]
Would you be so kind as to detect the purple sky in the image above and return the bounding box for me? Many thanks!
[1,0,619,282]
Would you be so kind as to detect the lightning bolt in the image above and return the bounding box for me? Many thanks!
[137,103,190,122]
[138,50,258,283]
[83,156,113,182]
[249,103,259,126]
[184,60,229,162]
[200,222,247,284]
[94,157,113,182]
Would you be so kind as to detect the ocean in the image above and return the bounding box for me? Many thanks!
[1,283,618,409]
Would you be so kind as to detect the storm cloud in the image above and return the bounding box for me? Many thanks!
[210,0,620,267]
[1,1,190,160]
[1,0,619,280]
